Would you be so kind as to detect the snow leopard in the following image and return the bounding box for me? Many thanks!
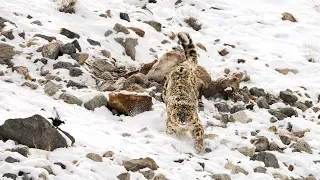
[162,32,204,152]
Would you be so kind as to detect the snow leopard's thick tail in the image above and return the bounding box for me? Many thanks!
[177,32,198,66]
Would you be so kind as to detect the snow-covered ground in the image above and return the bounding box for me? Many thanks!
[1,0,320,179]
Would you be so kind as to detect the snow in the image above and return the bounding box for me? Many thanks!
[1,0,320,179]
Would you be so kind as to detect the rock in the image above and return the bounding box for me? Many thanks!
[128,27,145,37]
[34,58,48,65]
[54,162,66,169]
[5,156,20,163]
[108,93,153,116]
[0,43,16,67]
[104,30,113,37]
[60,28,80,39]
[11,145,29,157]
[279,107,298,117]
[196,43,207,51]
[269,142,282,152]
[115,38,138,60]
[111,77,126,91]
[92,59,117,73]
[224,161,248,175]
[18,31,25,39]
[117,172,130,180]
[34,34,56,42]
[250,152,279,168]
[161,40,170,44]
[153,174,168,180]
[100,72,113,81]
[71,53,89,65]
[282,12,297,22]
[84,94,108,110]
[209,174,232,180]
[0,17,16,28]
[229,111,250,123]
[124,73,149,88]
[71,40,81,52]
[0,115,73,150]
[237,147,255,157]
[120,12,130,22]
[218,49,229,56]
[230,105,246,114]
[3,173,17,180]
[273,173,289,180]
[42,42,60,59]
[22,82,38,90]
[53,61,75,70]
[69,68,83,77]
[103,151,114,159]
[44,81,59,96]
[256,97,270,109]
[254,167,267,173]
[280,90,298,103]
[305,101,313,108]
[250,136,269,152]
[101,50,111,58]
[293,102,308,112]
[268,109,288,120]
[140,170,154,180]
[87,38,101,46]
[237,59,246,63]
[214,103,230,112]
[86,153,103,162]
[280,135,291,145]
[249,87,266,97]
[140,59,158,75]
[123,157,158,171]
[31,20,42,26]
[2,30,14,40]
[293,139,313,154]
[59,93,82,106]
[114,23,130,34]
[60,43,76,55]
[66,80,87,89]
[275,68,298,75]
[143,20,162,32]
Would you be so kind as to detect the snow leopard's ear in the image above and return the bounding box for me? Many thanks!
[177,32,190,45]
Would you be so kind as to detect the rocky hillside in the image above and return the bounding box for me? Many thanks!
[1,0,320,180]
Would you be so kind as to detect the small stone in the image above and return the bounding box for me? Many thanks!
[209,174,231,180]
[72,39,81,52]
[60,28,80,39]
[305,101,313,108]
[115,38,138,60]
[280,135,291,145]
[269,142,282,152]
[34,58,48,65]
[60,43,76,55]
[293,102,308,112]
[104,30,113,37]
[71,53,89,65]
[117,172,130,180]
[22,82,38,90]
[230,105,245,114]
[31,20,42,26]
[273,173,289,180]
[2,30,14,40]
[120,12,130,22]
[237,147,255,157]
[69,68,83,77]
[256,97,270,109]
[214,102,230,112]
[270,117,277,123]
[237,59,246,63]
[59,93,82,106]
[54,162,66,169]
[275,68,298,75]
[128,27,145,37]
[143,21,162,32]
[196,43,207,51]
[103,151,114,159]
[254,167,267,173]
[5,156,20,163]
[153,174,168,180]
[268,109,288,120]
[34,34,56,42]
[250,152,279,168]
[101,50,111,58]
[86,153,103,162]
[42,42,60,59]
[53,61,74,70]
[229,111,250,123]
[66,80,87,89]
[140,170,154,180]
[293,139,313,154]
[114,23,130,34]
[84,94,108,110]
[218,49,229,56]
[10,145,29,157]
[224,161,248,175]
[279,107,298,117]
[224,68,230,74]
[282,12,297,22]
[250,136,269,152]
[44,81,59,96]
[87,38,101,46]
[122,133,131,137]
[3,173,17,180]
[18,32,25,39]
[123,157,159,171]
[280,90,298,103]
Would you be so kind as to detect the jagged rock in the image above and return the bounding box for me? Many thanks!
[100,72,113,81]
[117,172,130,180]
[66,80,87,89]
[42,42,60,59]
[224,161,248,175]
[93,59,117,73]
[53,61,75,70]
[153,174,168,180]
[141,170,154,180]
[101,50,111,58]
[111,77,126,91]
[60,28,80,39]
[120,12,130,22]
[5,156,20,163]
[114,23,130,34]
[84,94,108,110]
[18,31,25,39]
[86,153,103,162]
[3,173,17,180]
[275,68,298,75]
[256,97,270,109]
[87,38,101,46]
[214,102,230,112]
[123,157,159,171]
[59,93,82,106]
[282,12,297,22]
[293,139,313,154]
[22,82,38,90]
[108,93,153,116]
[60,43,76,55]
[144,21,162,32]
[254,167,267,173]
[44,81,59,96]
[293,102,308,112]
[0,115,74,150]
[237,147,255,157]
[209,174,231,180]
[268,109,288,120]
[71,53,88,65]
[250,152,279,168]
[279,107,298,117]
[115,38,138,60]
[229,111,250,123]
[69,67,83,77]
[34,34,56,42]
[128,27,145,37]
[124,73,149,89]
[280,90,298,103]
[11,145,29,157]
[250,136,269,152]
[0,43,15,67]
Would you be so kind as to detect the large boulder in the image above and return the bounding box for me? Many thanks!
[108,93,152,116]
[0,115,74,150]
[42,42,60,59]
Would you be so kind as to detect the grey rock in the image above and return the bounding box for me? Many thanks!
[224,161,248,175]
[275,68,298,75]
[71,39,81,52]
[250,136,269,152]
[279,107,298,117]
[71,53,88,64]
[2,30,14,40]
[87,38,101,46]
[229,111,250,123]
[153,174,168,180]
[0,43,16,67]
[111,77,126,91]
[0,115,74,150]
[11,145,29,157]
[280,135,291,145]
[114,23,130,34]
[123,157,159,171]
[59,93,82,106]
[3,173,17,180]
[66,80,87,89]
[280,90,298,103]
[5,156,20,163]
[256,97,270,109]
[34,58,48,65]
[266,93,278,105]
[117,172,130,180]
[60,43,76,55]
[101,50,111,58]
[34,34,56,42]
[101,71,114,81]
[268,109,288,120]
[0,17,16,28]
[124,73,150,89]
[293,102,308,112]
[214,102,230,113]
[249,87,266,97]
[254,167,267,173]
[269,142,282,152]
[104,30,113,37]
[293,139,313,154]
[115,38,138,60]
[270,117,277,123]
[69,67,83,77]
[44,81,59,96]
[230,104,245,114]
[42,42,60,59]
[120,12,130,22]
[53,61,76,70]
[86,153,103,162]
[93,59,117,73]
[144,21,162,32]
[60,28,80,39]
[18,32,25,39]
[84,94,108,110]
[54,162,66,169]
[140,170,154,180]
[305,101,313,108]
[250,152,279,168]
[209,174,231,180]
